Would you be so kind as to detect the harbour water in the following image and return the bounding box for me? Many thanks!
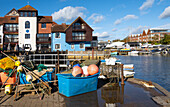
[116,55,170,91]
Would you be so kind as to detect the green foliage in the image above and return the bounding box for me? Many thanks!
[161,34,170,44]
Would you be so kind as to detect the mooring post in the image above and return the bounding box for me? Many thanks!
[54,63,58,86]
[121,64,125,85]
[120,83,125,104]
[92,47,94,60]
[57,50,60,73]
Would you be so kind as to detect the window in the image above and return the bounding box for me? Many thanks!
[10,17,16,20]
[37,34,49,38]
[24,12,27,17]
[71,43,74,49]
[20,12,23,17]
[55,32,60,38]
[28,12,31,17]
[4,24,18,32]
[41,23,46,28]
[80,43,84,49]
[72,32,85,40]
[25,21,30,28]
[55,44,60,49]
[32,12,35,17]
[25,34,30,39]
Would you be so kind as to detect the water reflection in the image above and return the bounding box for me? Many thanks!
[63,91,99,107]
[101,84,124,106]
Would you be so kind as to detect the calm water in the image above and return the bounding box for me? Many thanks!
[116,55,170,91]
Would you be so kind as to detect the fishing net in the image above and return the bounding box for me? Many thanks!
[0,56,17,70]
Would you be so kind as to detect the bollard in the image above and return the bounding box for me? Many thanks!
[121,64,125,85]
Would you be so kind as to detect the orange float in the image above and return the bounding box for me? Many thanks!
[87,64,99,75]
[72,66,83,77]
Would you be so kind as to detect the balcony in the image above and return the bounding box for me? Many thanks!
[37,37,51,44]
[4,38,18,44]
[72,25,86,31]
[4,27,18,34]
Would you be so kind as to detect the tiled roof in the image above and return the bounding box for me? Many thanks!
[0,17,4,25]
[38,16,52,23]
[3,16,18,23]
[18,5,37,11]
[52,23,69,32]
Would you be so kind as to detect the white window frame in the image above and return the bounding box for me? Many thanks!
[71,43,74,49]
[55,44,61,50]
[80,43,85,49]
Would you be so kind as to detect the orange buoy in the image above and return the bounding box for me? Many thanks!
[72,66,83,77]
[87,64,99,75]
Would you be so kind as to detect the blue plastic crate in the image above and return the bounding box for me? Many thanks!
[40,71,53,82]
[20,73,31,84]
[56,72,100,97]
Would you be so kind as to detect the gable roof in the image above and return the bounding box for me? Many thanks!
[65,16,94,31]
[5,8,19,16]
[18,5,37,11]
[38,16,53,23]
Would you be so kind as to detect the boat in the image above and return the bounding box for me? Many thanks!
[123,64,135,78]
[151,48,162,54]
[128,51,139,56]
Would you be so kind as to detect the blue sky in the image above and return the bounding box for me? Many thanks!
[0,0,170,41]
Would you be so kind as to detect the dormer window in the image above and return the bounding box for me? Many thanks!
[10,17,16,20]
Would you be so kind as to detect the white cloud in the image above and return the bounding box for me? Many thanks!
[139,0,155,11]
[112,28,117,32]
[51,6,86,22]
[131,25,149,34]
[93,32,110,38]
[88,13,104,24]
[159,6,170,19]
[114,15,138,25]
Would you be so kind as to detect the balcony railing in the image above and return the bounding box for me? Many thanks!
[37,37,51,43]
[4,38,18,43]
[4,27,18,33]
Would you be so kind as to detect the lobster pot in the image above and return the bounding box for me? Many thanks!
[56,72,100,97]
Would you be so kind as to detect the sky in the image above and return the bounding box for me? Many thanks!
[0,0,170,41]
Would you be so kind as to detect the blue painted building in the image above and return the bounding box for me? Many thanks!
[51,17,93,51]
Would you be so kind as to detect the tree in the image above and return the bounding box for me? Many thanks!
[161,34,170,44]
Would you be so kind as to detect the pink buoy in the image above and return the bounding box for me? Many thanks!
[72,66,83,77]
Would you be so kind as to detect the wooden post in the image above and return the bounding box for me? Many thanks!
[54,63,58,86]
[57,50,60,73]
[81,50,83,60]
[92,47,94,60]
[120,83,125,104]
[96,49,97,60]
[121,64,125,85]
[74,50,75,59]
